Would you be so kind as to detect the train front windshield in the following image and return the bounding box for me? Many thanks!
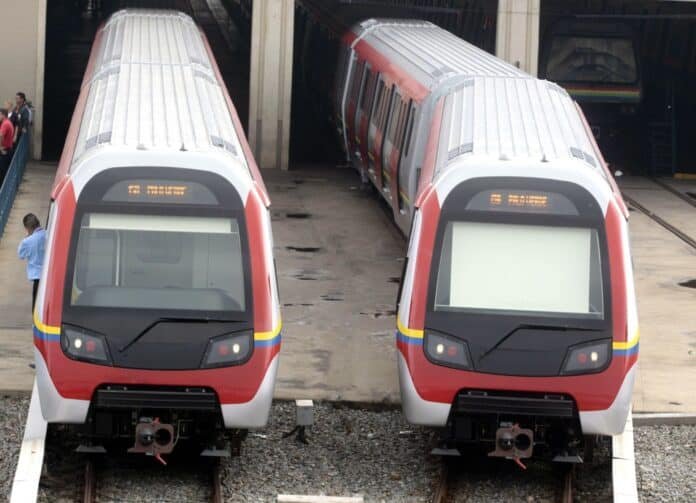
[71,213,246,312]
[546,36,637,84]
[433,222,604,319]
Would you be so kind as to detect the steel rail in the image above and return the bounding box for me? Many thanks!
[622,193,696,250]
[83,458,97,503]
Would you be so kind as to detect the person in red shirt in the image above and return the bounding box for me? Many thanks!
[0,108,14,184]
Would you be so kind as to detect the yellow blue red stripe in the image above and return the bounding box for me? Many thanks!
[612,330,639,357]
[254,322,282,347]
[33,313,60,342]
[396,319,423,345]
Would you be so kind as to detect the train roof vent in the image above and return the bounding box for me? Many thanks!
[211,136,237,155]
[570,147,597,168]
[448,143,473,161]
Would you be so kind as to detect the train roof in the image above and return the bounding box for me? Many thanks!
[349,20,607,182]
[69,9,249,175]
[352,19,527,90]
[436,76,603,178]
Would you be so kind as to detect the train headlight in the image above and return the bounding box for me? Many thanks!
[561,340,612,375]
[61,326,112,365]
[424,331,471,370]
[201,331,253,368]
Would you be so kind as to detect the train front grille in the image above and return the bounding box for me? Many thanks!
[94,385,219,411]
[455,390,576,418]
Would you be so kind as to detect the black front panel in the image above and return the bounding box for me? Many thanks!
[95,385,219,411]
[455,390,576,418]
[425,177,612,377]
[62,167,254,370]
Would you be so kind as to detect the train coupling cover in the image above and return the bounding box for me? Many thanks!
[128,417,175,464]
[488,423,534,461]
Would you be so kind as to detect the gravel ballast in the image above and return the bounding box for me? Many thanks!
[0,394,29,501]
[635,425,696,502]
[10,399,690,501]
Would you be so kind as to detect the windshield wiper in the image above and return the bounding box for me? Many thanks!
[477,323,601,364]
[119,317,245,353]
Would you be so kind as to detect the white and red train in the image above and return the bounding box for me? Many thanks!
[332,19,638,460]
[34,10,280,457]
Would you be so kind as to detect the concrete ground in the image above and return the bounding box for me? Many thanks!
[0,166,695,414]
[619,177,696,413]
[267,168,405,403]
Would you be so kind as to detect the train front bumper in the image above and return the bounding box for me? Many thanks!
[34,347,279,429]
[397,351,636,436]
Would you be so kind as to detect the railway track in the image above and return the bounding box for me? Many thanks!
[622,192,696,250]
[431,457,580,503]
[431,461,449,503]
[649,178,696,210]
[79,454,224,503]
[557,464,575,503]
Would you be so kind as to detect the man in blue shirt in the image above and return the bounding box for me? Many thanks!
[17,213,46,312]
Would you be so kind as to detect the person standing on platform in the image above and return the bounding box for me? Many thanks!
[13,92,31,145]
[0,108,14,183]
[17,214,46,313]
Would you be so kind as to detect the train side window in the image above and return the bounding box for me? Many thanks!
[396,99,409,144]
[380,86,395,132]
[370,80,385,125]
[398,104,416,211]
[355,61,369,108]
[349,60,365,104]
[403,103,416,158]
[360,69,378,113]
[387,94,404,144]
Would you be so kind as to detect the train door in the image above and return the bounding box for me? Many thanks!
[356,67,379,173]
[392,101,418,235]
[368,77,394,190]
[345,58,366,164]
[382,92,408,203]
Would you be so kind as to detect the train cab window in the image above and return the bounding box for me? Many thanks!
[71,213,246,312]
[433,222,604,318]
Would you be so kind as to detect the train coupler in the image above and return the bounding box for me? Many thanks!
[127,417,175,463]
[487,423,534,460]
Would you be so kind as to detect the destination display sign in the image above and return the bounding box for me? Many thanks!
[102,179,219,205]
[466,190,579,215]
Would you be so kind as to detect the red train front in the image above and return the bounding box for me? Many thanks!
[33,10,280,458]
[397,162,639,460]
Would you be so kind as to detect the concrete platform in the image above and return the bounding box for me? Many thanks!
[1,168,695,415]
[0,162,55,393]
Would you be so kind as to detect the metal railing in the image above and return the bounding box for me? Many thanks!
[0,134,30,239]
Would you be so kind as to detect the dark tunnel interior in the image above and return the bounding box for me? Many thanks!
[42,1,696,175]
